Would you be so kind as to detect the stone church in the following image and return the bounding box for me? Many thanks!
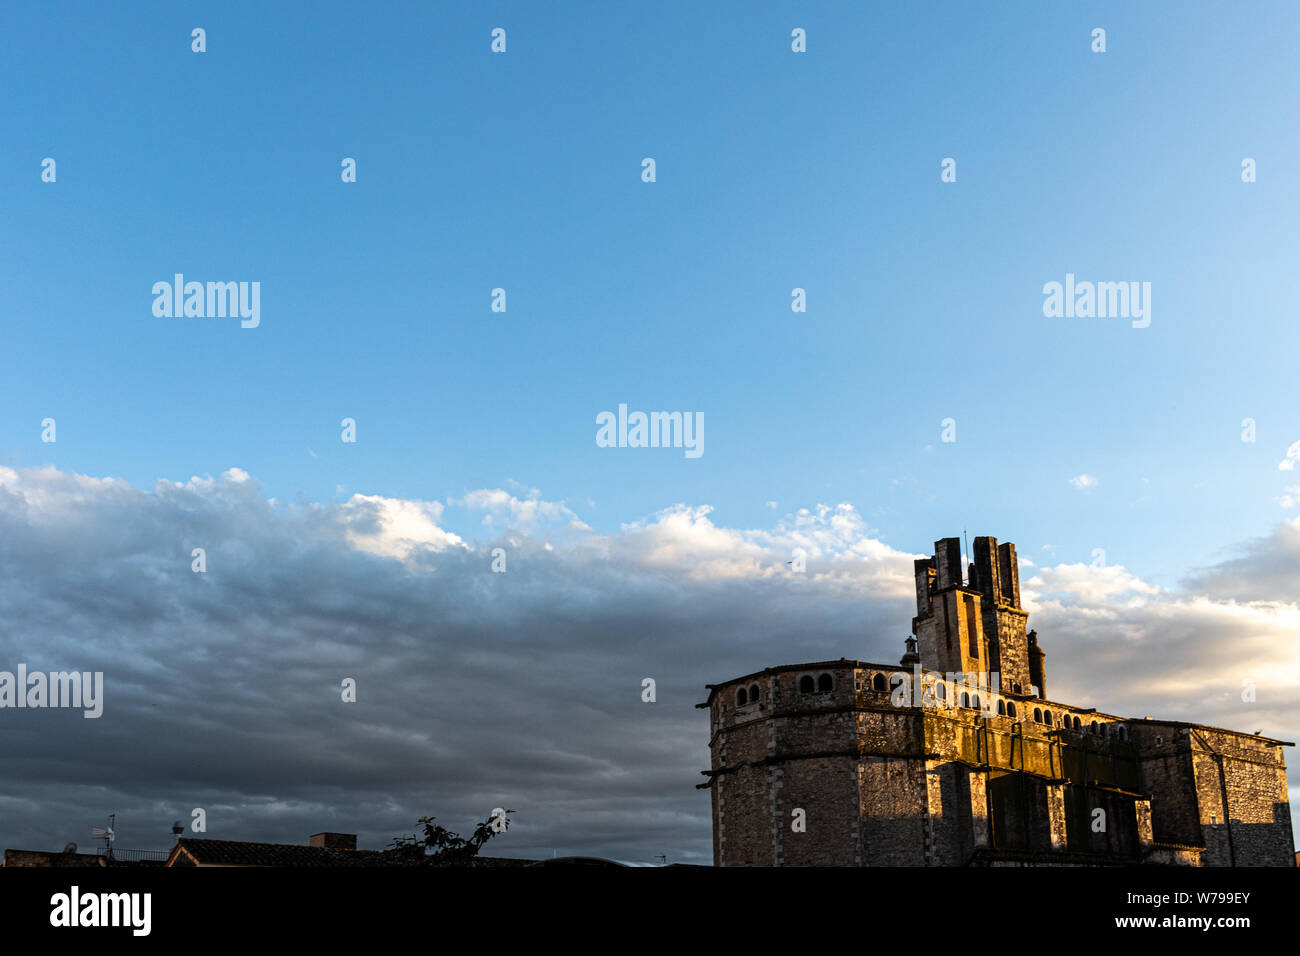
[698,535,1295,866]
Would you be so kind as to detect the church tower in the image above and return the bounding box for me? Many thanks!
[911,537,987,677]
[912,535,1036,696]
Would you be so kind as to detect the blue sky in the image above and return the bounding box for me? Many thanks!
[1,3,1298,859]
[4,2,1299,584]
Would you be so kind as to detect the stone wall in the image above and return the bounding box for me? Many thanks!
[705,662,1294,866]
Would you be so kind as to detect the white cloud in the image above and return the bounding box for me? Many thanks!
[449,488,578,531]
[1023,562,1160,608]
[1068,474,1098,492]
[1279,440,1300,471]
[340,494,464,559]
[1024,557,1300,761]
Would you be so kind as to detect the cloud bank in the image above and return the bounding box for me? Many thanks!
[0,465,1295,861]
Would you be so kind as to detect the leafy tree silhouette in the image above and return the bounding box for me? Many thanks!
[386,810,513,866]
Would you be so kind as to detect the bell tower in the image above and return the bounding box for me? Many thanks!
[911,535,1034,696]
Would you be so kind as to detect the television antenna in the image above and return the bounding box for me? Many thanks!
[91,814,116,858]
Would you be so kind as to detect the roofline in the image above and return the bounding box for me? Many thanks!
[698,668,1291,744]
[699,659,909,705]
[1131,718,1293,747]
[700,661,1124,713]
[167,837,400,866]
[165,842,202,867]
[3,848,108,866]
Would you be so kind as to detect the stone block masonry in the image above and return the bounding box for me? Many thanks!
[698,534,1295,867]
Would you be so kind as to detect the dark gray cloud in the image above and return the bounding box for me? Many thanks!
[1181,516,1300,603]
[1,466,1296,862]
[0,467,913,862]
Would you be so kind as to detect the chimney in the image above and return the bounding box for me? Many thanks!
[171,822,184,845]
[309,832,356,851]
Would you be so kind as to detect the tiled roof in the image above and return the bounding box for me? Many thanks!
[169,839,538,867]
[3,848,164,867]
[171,839,402,867]
[3,849,107,868]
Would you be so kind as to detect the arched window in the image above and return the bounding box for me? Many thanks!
[997,700,1006,716]
[972,695,981,712]
[1073,716,1082,731]
[1007,702,1017,718]
[749,684,760,703]
[1090,721,1099,735]
[961,692,971,709]
[889,675,905,696]
[1034,708,1043,722]
[1012,683,1022,694]
[817,674,833,693]
[1043,709,1053,725]
[872,673,886,693]
[936,682,947,702]
[799,675,815,694]
[736,688,748,706]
